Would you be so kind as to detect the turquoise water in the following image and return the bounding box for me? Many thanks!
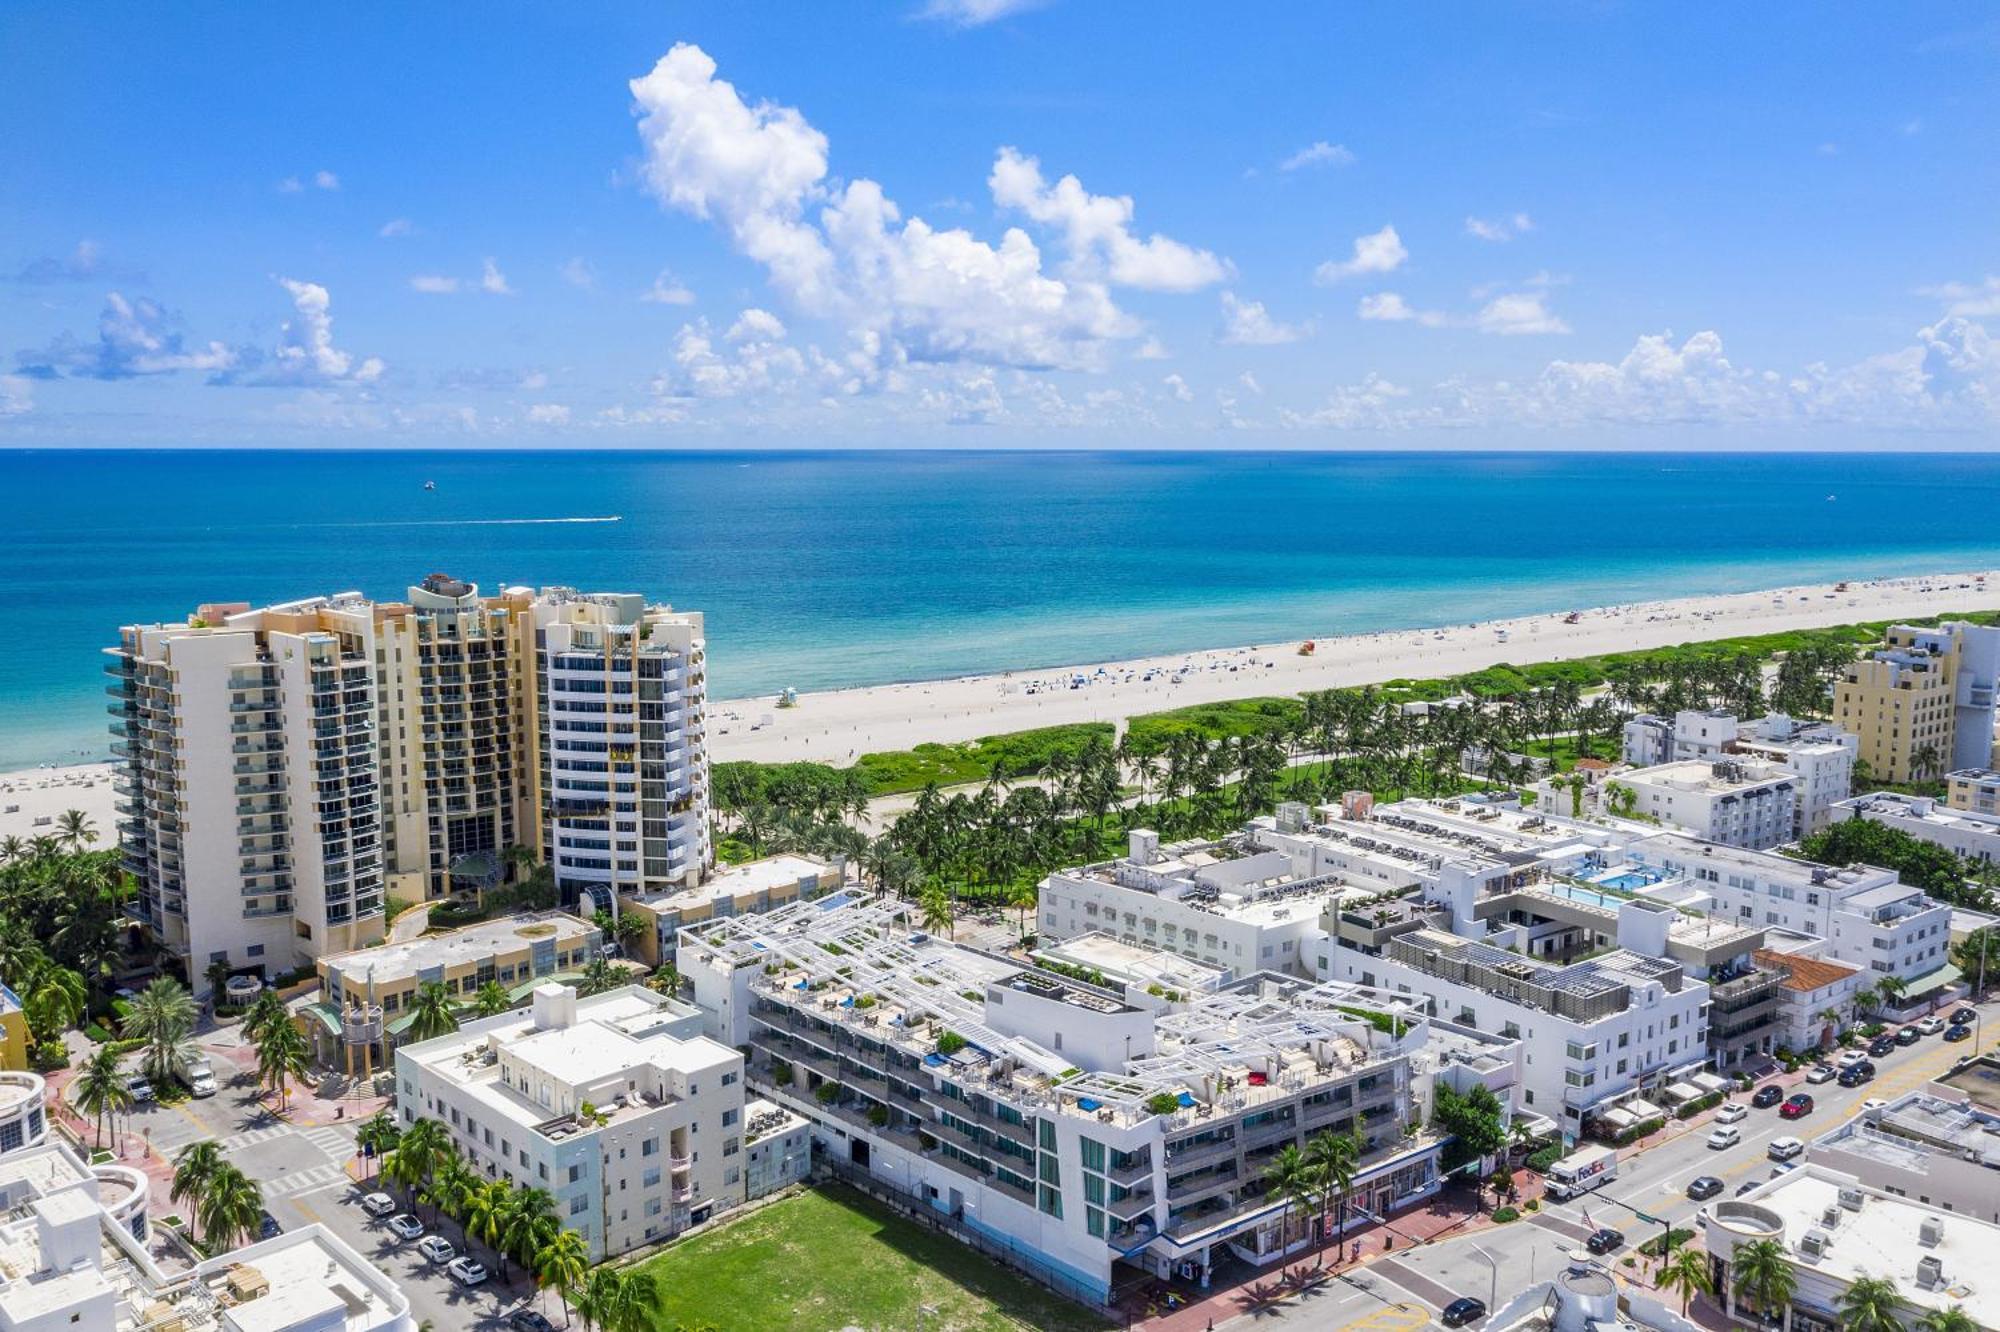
[4,449,2000,770]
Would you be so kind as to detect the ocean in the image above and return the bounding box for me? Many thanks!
[4,448,2000,771]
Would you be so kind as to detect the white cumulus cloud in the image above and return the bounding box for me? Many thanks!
[379,218,414,238]
[0,374,33,416]
[641,270,696,305]
[629,43,1187,371]
[481,259,512,295]
[256,278,384,386]
[917,0,1045,25]
[1162,372,1194,403]
[1473,291,1570,336]
[1314,225,1407,284]
[525,403,572,426]
[1465,213,1533,242]
[1279,142,1356,171]
[1219,292,1311,345]
[988,147,1227,292]
[410,275,460,295]
[1924,276,2000,318]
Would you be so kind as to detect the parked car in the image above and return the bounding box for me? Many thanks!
[1768,1136,1805,1161]
[1780,1093,1815,1120]
[1687,1175,1726,1201]
[417,1235,455,1266]
[1868,1036,1898,1058]
[188,1069,218,1098]
[360,1192,397,1218]
[508,1313,557,1332]
[1896,1026,1923,1046]
[1836,1048,1868,1068]
[1804,1064,1836,1084]
[1707,1126,1742,1150]
[1585,1227,1624,1254]
[1917,1016,1946,1035]
[1946,1024,1974,1043]
[258,1212,281,1240]
[386,1214,424,1242]
[1837,1065,1871,1087]
[1750,1084,1785,1108]
[447,1256,489,1287]
[1714,1102,1749,1123]
[1442,1297,1489,1328]
[1734,1179,1762,1196]
[1951,1007,1977,1025]
[124,1075,154,1103]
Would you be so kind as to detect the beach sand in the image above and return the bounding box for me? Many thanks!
[12,567,1998,850]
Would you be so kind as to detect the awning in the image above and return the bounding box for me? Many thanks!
[1596,1106,1638,1129]
[1661,1082,1703,1104]
[302,1004,341,1036]
[1692,1072,1731,1094]
[1627,1097,1667,1118]
[1901,963,1963,996]
[507,970,587,1001]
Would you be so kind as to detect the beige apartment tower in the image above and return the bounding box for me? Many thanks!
[1833,622,2000,784]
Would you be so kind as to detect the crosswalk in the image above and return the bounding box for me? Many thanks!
[261,1162,352,1200]
[300,1125,356,1159]
[215,1124,292,1153]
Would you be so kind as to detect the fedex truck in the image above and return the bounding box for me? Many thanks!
[1543,1145,1618,1200]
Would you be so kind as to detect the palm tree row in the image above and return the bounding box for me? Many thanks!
[1259,1129,1363,1272]
[374,1112,658,1327]
[0,813,132,1060]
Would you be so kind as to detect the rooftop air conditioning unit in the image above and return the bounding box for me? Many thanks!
[1821,1205,1842,1228]
[1920,1215,1946,1247]
[1838,1187,1866,1211]
[1918,1254,1945,1288]
[1798,1229,1828,1258]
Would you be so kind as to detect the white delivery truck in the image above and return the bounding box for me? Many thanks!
[1543,1144,1618,1200]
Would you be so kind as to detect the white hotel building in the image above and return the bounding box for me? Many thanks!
[1610,757,1799,850]
[1622,710,1857,838]
[678,894,1516,1305]
[394,982,800,1261]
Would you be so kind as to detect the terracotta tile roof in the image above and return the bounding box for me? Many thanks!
[1755,948,1860,993]
[1575,758,1614,772]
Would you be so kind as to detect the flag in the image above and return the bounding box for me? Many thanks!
[1581,1205,1595,1230]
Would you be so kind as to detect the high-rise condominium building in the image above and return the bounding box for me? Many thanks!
[108,576,709,988]
[1833,621,2000,784]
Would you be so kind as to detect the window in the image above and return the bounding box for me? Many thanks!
[643,1138,659,1157]
[569,1195,588,1216]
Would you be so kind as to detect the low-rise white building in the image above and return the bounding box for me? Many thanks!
[1949,768,2000,817]
[1752,946,1862,1053]
[678,894,1512,1305]
[0,1138,412,1331]
[1037,830,1344,978]
[1808,1088,2000,1225]
[1622,710,1856,837]
[1836,791,2000,866]
[1709,1163,2000,1332]
[1611,757,1799,850]
[394,982,760,1260]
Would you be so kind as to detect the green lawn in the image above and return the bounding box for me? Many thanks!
[632,1186,1113,1332]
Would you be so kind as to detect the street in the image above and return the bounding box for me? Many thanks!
[1223,995,2000,1331]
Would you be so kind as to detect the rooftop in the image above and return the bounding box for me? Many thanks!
[1031,932,1229,993]
[1620,757,1797,793]
[1753,948,1860,993]
[634,853,836,912]
[1721,1165,2000,1328]
[320,910,598,988]
[1840,791,2000,837]
[1057,837,1349,925]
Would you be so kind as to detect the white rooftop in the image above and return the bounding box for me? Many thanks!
[635,853,834,912]
[321,910,597,987]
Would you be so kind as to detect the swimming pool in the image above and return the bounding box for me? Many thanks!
[1548,882,1629,909]
[1592,871,1662,892]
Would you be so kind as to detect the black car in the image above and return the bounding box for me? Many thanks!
[1946,1024,1974,1042]
[1838,1063,1876,1087]
[1441,1297,1489,1327]
[257,1212,281,1239]
[1585,1227,1624,1254]
[1687,1175,1726,1201]
[1952,1007,1977,1025]
[1896,1026,1923,1046]
[1750,1083,1784,1108]
[1868,1036,1898,1057]
[508,1314,558,1332]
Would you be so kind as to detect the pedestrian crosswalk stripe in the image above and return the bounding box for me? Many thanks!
[265,1163,348,1198]
[217,1125,292,1153]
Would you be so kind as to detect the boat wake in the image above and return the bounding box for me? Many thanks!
[294,516,624,529]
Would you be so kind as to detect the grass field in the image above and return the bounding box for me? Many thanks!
[633,1186,1115,1332]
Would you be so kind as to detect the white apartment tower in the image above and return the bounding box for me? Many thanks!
[532,591,710,915]
[109,577,710,987]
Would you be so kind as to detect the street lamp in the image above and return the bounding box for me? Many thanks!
[1469,1243,1499,1312]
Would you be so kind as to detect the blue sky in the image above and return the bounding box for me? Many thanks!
[3,3,1997,448]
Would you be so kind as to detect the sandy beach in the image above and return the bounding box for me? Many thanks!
[12,567,1998,851]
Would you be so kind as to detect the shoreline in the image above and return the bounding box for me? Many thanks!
[11,567,1999,850]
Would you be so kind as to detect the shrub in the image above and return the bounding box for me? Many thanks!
[1638,1228,1696,1258]
[934,1031,967,1057]
[1526,1144,1563,1173]
[814,1081,842,1105]
[867,1105,889,1128]
[771,1059,794,1087]
[1145,1092,1185,1117]
[1492,1206,1519,1223]
[84,1023,111,1043]
[1523,1198,1539,1212]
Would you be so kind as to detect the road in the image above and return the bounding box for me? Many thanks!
[1229,998,1999,1331]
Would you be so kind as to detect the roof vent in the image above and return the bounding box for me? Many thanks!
[1920,1214,1945,1247]
[1798,1229,1828,1258]
[1821,1204,1842,1228]
[1918,1254,1945,1289]
[1838,1187,1866,1211]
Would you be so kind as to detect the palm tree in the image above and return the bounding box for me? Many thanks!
[387,1118,450,1216]
[1658,1243,1712,1316]
[1303,1129,1360,1262]
[356,1110,401,1185]
[1008,880,1037,938]
[1261,1144,1319,1272]
[126,977,196,1088]
[1876,974,1909,1015]
[403,981,460,1042]
[424,1153,481,1246]
[204,959,233,1003]
[502,1187,560,1281]
[578,1267,663,1332]
[1837,1274,1905,1332]
[465,1180,516,1281]
[56,808,95,850]
[472,980,513,1017]
[535,1227,590,1322]
[577,957,621,997]
[254,1015,311,1111]
[1853,982,1882,1020]
[171,1141,225,1244]
[21,960,87,1049]
[196,1163,264,1252]
[919,884,953,938]
[646,963,682,997]
[240,987,289,1044]
[1916,1307,1980,1332]
[1816,1006,1843,1048]
[1729,1238,1798,1325]
[73,1045,133,1150]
